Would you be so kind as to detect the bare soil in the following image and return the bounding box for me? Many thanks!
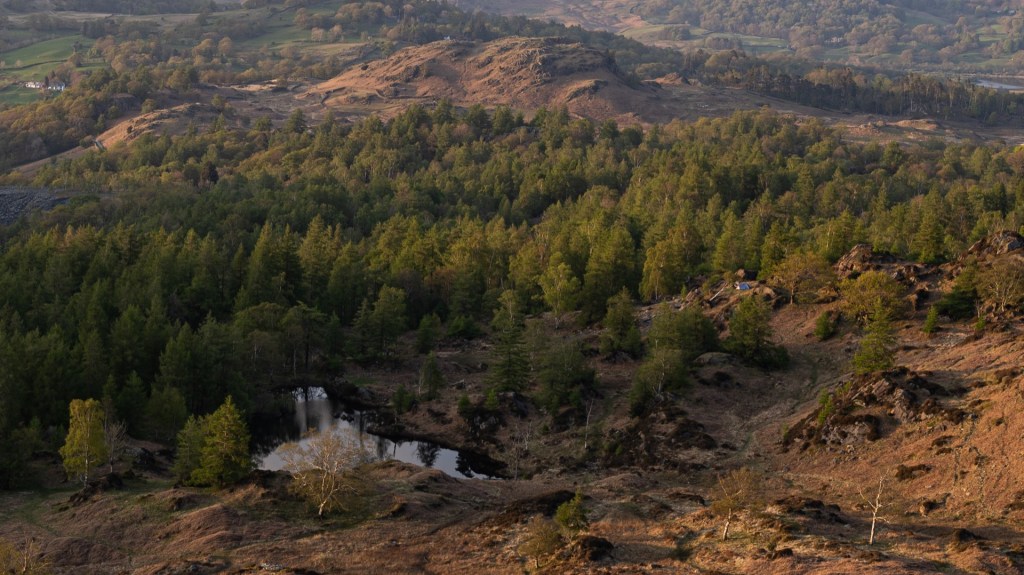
[7,244,1024,573]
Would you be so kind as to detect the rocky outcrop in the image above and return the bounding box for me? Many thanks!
[783,367,968,452]
[834,243,930,284]
[603,404,717,470]
[0,187,64,225]
[962,230,1024,260]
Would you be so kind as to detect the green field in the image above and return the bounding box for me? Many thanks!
[623,24,791,55]
[0,34,95,105]
[901,8,950,27]
[0,35,92,81]
[0,83,41,106]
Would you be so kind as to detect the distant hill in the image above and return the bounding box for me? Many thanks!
[461,0,1024,72]
[308,36,671,123]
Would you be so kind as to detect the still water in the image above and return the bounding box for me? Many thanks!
[258,388,494,479]
[975,79,1024,91]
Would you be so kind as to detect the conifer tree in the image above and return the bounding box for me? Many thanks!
[419,352,444,400]
[298,215,339,306]
[173,415,206,484]
[725,297,788,369]
[144,385,188,444]
[853,305,897,375]
[922,306,939,336]
[581,226,636,321]
[488,290,530,392]
[554,490,589,536]
[599,289,642,358]
[190,396,251,488]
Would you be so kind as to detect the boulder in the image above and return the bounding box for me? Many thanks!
[569,535,614,561]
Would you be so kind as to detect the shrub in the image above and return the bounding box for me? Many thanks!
[520,516,563,568]
[813,311,836,341]
[554,490,589,535]
[922,306,939,335]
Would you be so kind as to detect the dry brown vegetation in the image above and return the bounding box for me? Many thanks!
[3,239,1024,573]
[306,36,668,124]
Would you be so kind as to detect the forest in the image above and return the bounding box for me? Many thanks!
[6,2,1024,573]
[5,0,1024,171]
[637,0,1024,68]
[1,102,1023,487]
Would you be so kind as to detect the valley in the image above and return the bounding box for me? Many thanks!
[2,1,1024,574]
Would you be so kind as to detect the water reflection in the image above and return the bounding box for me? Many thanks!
[258,387,493,479]
[416,443,440,468]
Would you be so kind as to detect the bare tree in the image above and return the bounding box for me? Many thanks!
[103,418,129,474]
[978,256,1024,315]
[279,427,371,517]
[509,422,533,481]
[860,476,889,545]
[582,399,596,452]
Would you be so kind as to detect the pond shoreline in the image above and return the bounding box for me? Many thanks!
[260,384,507,479]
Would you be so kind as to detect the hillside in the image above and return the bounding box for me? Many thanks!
[454,0,647,33]
[3,238,1024,574]
[308,36,670,123]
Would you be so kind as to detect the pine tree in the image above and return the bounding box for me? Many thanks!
[535,339,593,413]
[190,396,251,488]
[60,398,108,485]
[725,297,788,369]
[519,516,563,568]
[352,287,407,361]
[392,384,414,415]
[488,290,530,392]
[581,225,636,322]
[285,108,307,134]
[415,313,441,354]
[419,353,444,400]
[554,490,589,536]
[911,190,946,264]
[143,385,188,444]
[371,286,407,358]
[712,211,745,273]
[922,306,939,336]
[350,298,375,360]
[814,311,837,341]
[599,289,642,358]
[173,415,206,484]
[298,215,338,306]
[853,306,897,375]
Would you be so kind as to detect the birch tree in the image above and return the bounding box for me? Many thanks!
[279,427,370,517]
[60,399,108,485]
